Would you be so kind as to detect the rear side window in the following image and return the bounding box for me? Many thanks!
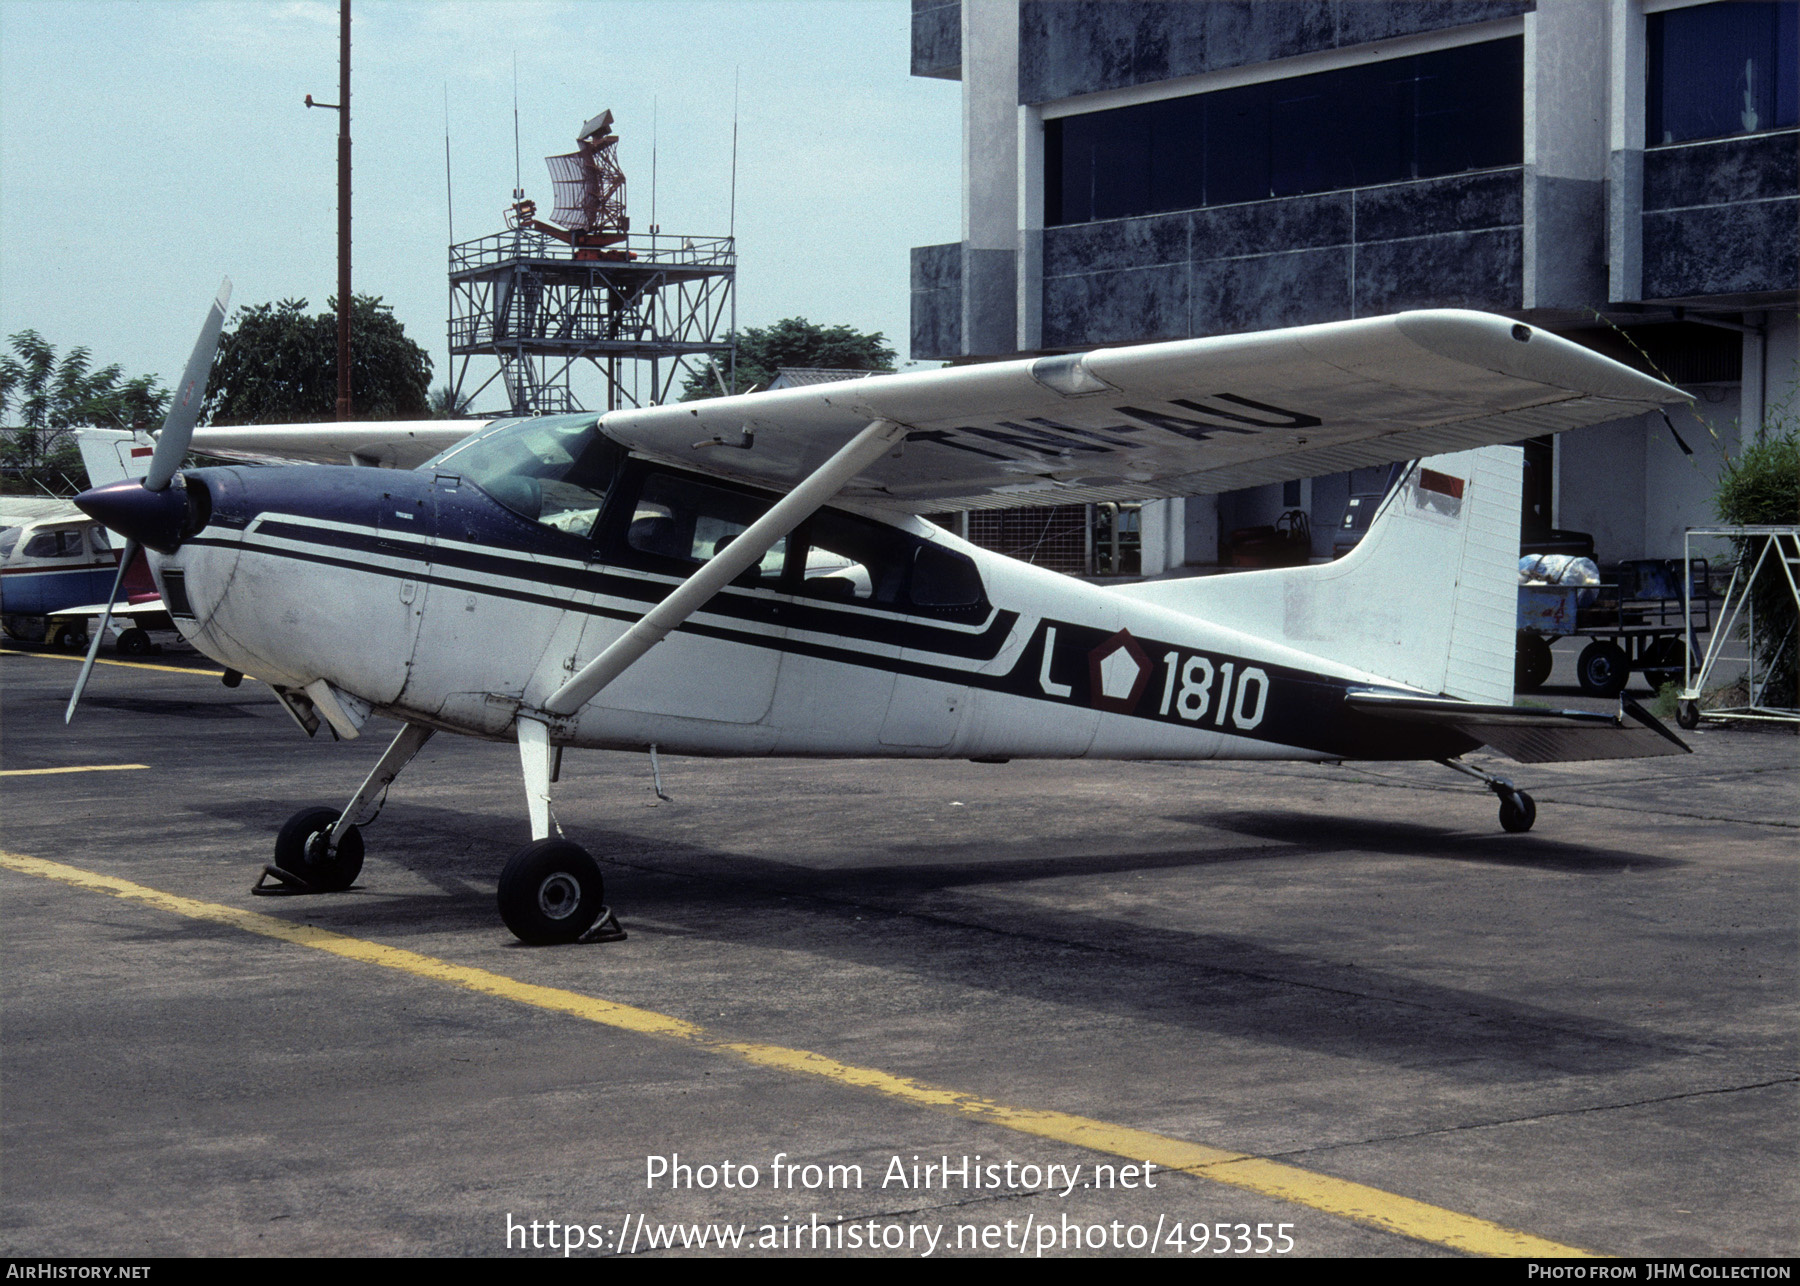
[607,465,988,616]
[22,529,83,558]
[910,544,982,608]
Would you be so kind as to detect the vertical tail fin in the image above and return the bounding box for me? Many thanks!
[75,428,157,488]
[1116,445,1523,702]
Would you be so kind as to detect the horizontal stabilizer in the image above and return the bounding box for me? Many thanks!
[1346,690,1691,763]
[48,598,168,621]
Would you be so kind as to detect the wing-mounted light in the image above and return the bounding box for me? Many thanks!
[1029,353,1115,398]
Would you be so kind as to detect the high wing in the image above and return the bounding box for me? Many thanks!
[187,420,488,469]
[602,310,1686,512]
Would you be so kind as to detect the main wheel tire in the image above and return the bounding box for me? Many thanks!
[1515,634,1553,692]
[497,840,604,945]
[1499,790,1537,833]
[50,623,88,651]
[1575,641,1629,697]
[1677,699,1702,731]
[273,806,364,892]
[1640,637,1686,692]
[115,627,151,657]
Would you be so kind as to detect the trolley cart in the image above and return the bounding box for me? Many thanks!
[1515,558,1711,697]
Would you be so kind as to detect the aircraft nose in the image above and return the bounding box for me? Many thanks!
[74,479,192,554]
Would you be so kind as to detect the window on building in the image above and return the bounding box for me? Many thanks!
[1046,37,1523,225]
[1647,1,1799,145]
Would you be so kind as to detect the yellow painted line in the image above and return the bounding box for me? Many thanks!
[1,764,149,777]
[0,647,223,677]
[0,848,1593,1258]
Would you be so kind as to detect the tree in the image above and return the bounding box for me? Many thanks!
[204,295,432,425]
[430,382,473,418]
[1714,405,1799,705]
[680,317,896,401]
[0,330,171,489]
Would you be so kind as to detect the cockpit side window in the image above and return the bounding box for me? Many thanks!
[623,473,786,586]
[602,464,989,617]
[0,528,20,560]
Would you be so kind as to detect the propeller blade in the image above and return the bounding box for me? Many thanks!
[64,538,138,724]
[145,278,232,493]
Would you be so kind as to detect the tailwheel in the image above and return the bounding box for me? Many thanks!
[1498,790,1537,833]
[498,839,613,945]
[271,806,365,892]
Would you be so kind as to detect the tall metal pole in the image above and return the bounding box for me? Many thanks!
[335,0,353,421]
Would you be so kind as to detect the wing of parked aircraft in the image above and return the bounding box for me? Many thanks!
[186,420,488,469]
[176,312,1683,507]
[602,309,1685,511]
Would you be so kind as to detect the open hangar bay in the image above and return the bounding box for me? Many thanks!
[1,647,1793,1258]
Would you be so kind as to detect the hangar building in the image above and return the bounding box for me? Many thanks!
[909,0,1798,575]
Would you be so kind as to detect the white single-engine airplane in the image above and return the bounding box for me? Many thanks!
[69,281,1691,943]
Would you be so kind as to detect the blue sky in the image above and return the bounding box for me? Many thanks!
[0,1,962,408]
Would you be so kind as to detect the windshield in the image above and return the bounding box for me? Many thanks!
[426,414,624,536]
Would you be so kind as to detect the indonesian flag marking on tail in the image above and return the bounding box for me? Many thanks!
[1415,467,1467,521]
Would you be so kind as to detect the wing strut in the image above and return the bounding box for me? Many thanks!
[542,418,908,716]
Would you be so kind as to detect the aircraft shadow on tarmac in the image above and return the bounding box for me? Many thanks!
[80,695,263,720]
[1176,810,1685,874]
[166,794,1699,1081]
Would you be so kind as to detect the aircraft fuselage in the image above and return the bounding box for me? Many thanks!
[155,460,1475,764]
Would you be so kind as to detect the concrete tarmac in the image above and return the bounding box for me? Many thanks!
[1,645,1794,1258]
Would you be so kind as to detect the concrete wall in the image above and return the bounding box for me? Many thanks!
[1557,391,1743,564]
[1017,0,1533,103]
[1522,0,1607,308]
[1642,131,1800,302]
[1140,494,1220,576]
[1039,170,1522,347]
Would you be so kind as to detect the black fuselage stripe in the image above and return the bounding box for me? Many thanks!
[187,535,1002,685]
[185,533,1465,761]
[250,519,1015,659]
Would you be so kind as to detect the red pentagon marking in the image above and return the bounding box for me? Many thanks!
[1088,629,1152,715]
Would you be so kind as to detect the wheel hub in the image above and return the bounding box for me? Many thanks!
[537,873,583,920]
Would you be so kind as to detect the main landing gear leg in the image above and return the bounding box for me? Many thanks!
[1438,758,1537,833]
[256,722,436,894]
[495,716,624,945]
